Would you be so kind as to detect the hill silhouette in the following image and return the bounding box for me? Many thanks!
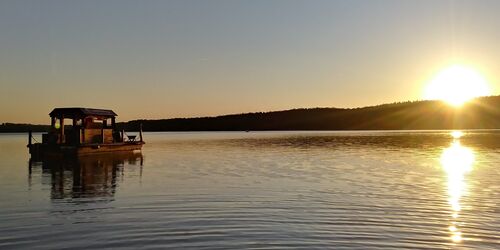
[124,95,500,131]
[0,123,50,133]
[3,96,500,132]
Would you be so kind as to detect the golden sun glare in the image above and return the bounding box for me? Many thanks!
[424,65,491,106]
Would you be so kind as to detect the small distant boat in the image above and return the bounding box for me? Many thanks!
[28,107,144,160]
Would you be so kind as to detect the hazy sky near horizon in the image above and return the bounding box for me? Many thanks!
[2,0,500,123]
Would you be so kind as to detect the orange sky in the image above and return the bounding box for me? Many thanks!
[1,1,499,124]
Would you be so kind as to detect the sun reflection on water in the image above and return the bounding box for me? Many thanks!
[451,130,463,139]
[441,132,474,243]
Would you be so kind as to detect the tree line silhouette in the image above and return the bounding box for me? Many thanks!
[3,96,500,132]
[124,96,500,131]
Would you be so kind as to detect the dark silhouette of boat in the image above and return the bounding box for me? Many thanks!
[28,108,144,160]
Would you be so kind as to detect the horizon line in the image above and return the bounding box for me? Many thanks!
[3,95,498,125]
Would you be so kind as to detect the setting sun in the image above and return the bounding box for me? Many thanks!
[424,65,491,106]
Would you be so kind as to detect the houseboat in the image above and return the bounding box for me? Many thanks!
[28,108,144,160]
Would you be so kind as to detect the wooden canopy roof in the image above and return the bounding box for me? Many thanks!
[49,108,117,119]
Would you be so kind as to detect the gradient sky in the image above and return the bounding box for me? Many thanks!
[1,0,500,123]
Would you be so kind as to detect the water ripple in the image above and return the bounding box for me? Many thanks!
[2,131,500,249]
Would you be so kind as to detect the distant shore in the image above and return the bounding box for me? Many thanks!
[3,96,500,133]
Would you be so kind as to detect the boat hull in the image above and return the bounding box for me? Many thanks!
[29,142,144,160]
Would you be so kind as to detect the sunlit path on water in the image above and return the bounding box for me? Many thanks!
[441,131,474,244]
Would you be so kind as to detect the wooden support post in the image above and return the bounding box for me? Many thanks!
[81,128,85,144]
[71,118,77,145]
[81,119,85,144]
[60,116,65,144]
[139,123,143,142]
[76,127,81,145]
[51,117,56,129]
[101,124,104,144]
[121,129,125,142]
[111,117,116,129]
[28,130,32,146]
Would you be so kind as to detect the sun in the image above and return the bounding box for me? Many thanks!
[424,65,491,106]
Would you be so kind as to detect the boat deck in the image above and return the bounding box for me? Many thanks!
[29,141,144,160]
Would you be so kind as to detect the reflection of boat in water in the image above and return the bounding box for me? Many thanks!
[29,152,143,200]
[28,108,144,160]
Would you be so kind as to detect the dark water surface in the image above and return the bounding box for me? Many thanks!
[1,131,500,249]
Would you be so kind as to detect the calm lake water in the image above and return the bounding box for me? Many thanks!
[1,131,500,249]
